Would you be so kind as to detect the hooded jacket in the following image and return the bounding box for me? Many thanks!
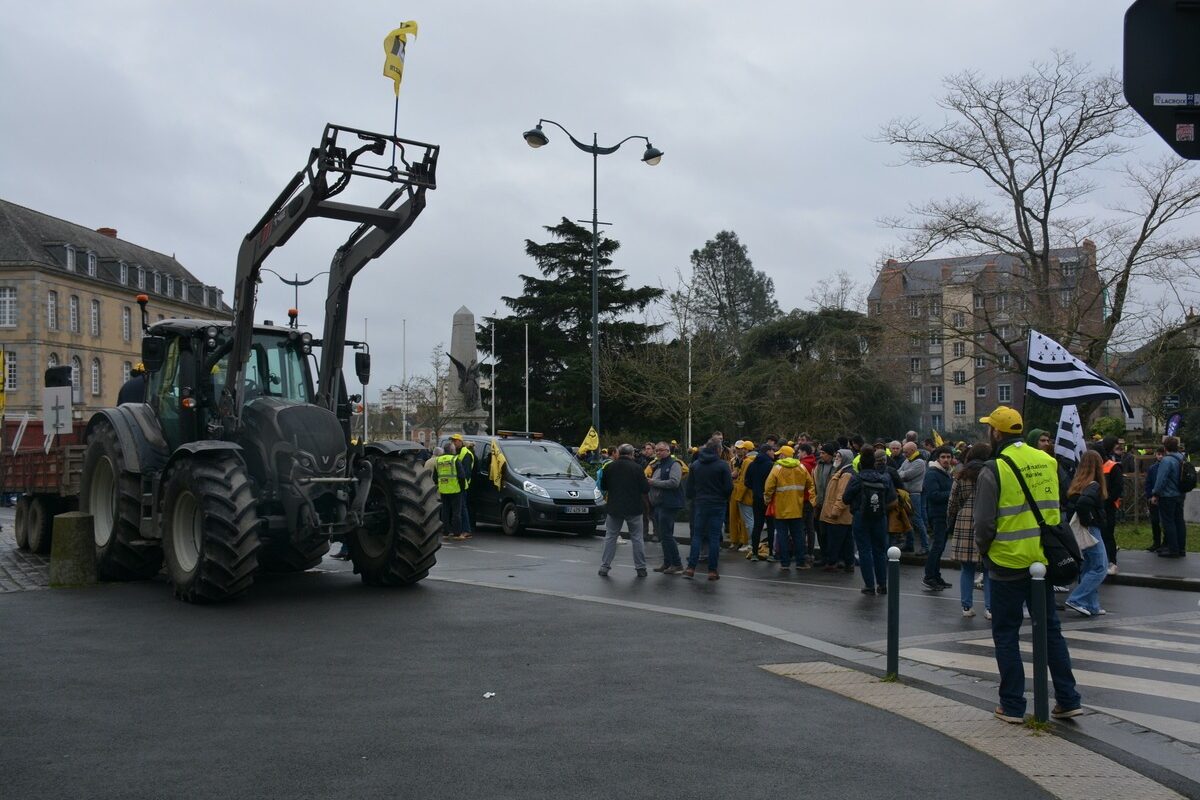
[844,465,897,518]
[922,459,953,528]
[686,448,733,507]
[733,451,757,505]
[819,450,857,526]
[814,457,836,509]
[764,457,814,519]
[744,446,775,504]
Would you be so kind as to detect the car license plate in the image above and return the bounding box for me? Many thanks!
[564,506,590,514]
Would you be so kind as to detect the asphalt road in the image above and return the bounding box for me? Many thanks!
[0,568,1057,800]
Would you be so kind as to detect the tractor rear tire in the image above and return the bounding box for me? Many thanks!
[257,536,330,573]
[350,454,441,585]
[161,454,260,603]
[26,496,54,554]
[14,496,30,551]
[80,419,162,580]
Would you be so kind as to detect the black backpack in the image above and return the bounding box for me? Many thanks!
[858,478,888,519]
[1180,456,1197,494]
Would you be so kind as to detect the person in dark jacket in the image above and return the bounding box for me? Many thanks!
[844,450,897,595]
[117,363,147,405]
[647,441,685,574]
[685,440,734,580]
[1144,448,1164,552]
[1064,451,1109,616]
[922,447,955,591]
[744,443,776,560]
[1099,436,1124,573]
[1151,436,1188,558]
[598,444,651,577]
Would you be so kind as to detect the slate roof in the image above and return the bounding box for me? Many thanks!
[0,197,229,313]
[866,247,1086,301]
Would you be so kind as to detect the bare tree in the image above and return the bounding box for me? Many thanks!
[399,344,457,441]
[806,269,863,312]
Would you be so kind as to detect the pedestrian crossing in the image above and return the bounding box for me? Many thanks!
[894,615,1200,746]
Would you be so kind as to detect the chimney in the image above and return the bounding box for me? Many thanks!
[96,227,118,238]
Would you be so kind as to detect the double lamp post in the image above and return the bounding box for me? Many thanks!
[522,119,662,436]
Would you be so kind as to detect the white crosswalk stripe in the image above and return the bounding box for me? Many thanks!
[1061,630,1200,655]
[961,638,1200,677]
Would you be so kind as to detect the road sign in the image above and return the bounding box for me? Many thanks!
[1124,0,1200,159]
[41,386,72,435]
[1163,393,1181,411]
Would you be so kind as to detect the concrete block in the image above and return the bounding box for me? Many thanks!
[1184,490,1200,523]
[49,512,97,588]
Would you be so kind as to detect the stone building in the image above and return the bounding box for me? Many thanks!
[0,198,230,417]
[866,242,1103,437]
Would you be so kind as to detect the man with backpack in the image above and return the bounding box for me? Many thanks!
[1151,435,1192,559]
[844,449,897,595]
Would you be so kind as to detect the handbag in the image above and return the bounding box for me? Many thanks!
[1068,512,1098,551]
[996,455,1082,584]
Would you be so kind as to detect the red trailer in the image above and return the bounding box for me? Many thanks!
[1,417,85,553]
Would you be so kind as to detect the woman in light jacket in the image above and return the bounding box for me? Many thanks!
[820,449,856,572]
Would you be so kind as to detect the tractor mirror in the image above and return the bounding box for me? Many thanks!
[355,352,371,386]
[141,336,168,373]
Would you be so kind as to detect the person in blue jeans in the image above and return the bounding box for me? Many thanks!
[1064,450,1109,617]
[844,449,897,595]
[922,448,954,591]
[1151,435,1189,558]
[684,440,733,580]
[898,442,929,553]
[947,443,992,618]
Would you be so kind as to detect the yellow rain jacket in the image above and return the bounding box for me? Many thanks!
[764,457,813,520]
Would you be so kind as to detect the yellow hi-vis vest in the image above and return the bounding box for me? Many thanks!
[990,442,1055,569]
[437,454,462,495]
[456,447,474,489]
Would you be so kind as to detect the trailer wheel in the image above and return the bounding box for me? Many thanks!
[14,496,30,551]
[161,454,260,603]
[350,454,441,585]
[26,496,54,554]
[257,536,330,573]
[81,420,162,580]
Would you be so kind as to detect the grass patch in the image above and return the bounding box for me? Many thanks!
[1114,521,1200,553]
[1023,718,1052,734]
[880,673,899,683]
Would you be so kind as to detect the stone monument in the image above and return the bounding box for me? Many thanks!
[446,306,488,435]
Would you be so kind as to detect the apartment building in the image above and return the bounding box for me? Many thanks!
[0,198,230,417]
[866,242,1102,437]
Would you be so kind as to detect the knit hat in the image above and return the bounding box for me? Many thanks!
[820,442,837,456]
[1024,428,1048,447]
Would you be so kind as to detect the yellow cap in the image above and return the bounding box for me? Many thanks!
[132,362,146,374]
[778,445,795,457]
[449,434,464,441]
[740,440,755,450]
[979,405,1023,435]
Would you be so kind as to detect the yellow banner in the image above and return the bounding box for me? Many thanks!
[382,21,419,96]
[578,426,600,455]
[932,429,944,447]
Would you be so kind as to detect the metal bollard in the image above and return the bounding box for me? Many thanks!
[1029,561,1049,723]
[886,545,901,679]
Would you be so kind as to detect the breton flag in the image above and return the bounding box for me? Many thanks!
[382,22,419,95]
[1026,329,1133,419]
[1054,404,1087,465]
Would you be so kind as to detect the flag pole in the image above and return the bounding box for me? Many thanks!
[391,93,399,170]
[1020,327,1032,417]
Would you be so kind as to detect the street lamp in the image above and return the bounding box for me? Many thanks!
[260,268,331,318]
[522,118,663,435]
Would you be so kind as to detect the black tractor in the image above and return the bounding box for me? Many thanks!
[79,123,442,602]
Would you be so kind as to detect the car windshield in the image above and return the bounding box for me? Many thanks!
[502,441,587,479]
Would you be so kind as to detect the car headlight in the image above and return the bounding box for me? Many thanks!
[593,487,603,502]
[523,480,550,498]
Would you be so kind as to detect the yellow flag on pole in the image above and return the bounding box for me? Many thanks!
[489,438,507,490]
[578,426,600,455]
[382,22,419,95]
[932,429,944,447]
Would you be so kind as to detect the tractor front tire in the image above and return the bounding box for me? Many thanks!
[80,420,162,580]
[350,454,441,585]
[161,455,260,603]
[14,496,30,551]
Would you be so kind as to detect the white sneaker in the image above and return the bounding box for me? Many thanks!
[737,544,750,552]
[1097,608,1108,615]
[985,609,992,620]
[1106,563,1118,576]
[962,608,976,618]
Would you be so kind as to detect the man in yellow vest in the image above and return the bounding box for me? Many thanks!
[453,435,476,535]
[974,405,1081,724]
[437,438,469,540]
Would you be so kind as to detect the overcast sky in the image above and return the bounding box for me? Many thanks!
[2,1,1180,399]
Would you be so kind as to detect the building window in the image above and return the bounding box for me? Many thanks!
[47,291,58,330]
[975,356,987,368]
[65,247,75,272]
[166,276,175,297]
[87,252,97,277]
[998,354,1012,370]
[90,299,100,336]
[137,266,146,290]
[953,370,966,385]
[951,311,965,328]
[930,357,943,375]
[909,299,921,318]
[910,357,921,374]
[996,293,1007,312]
[69,295,80,333]
[202,287,210,307]
[181,280,188,302]
[71,356,82,398]
[929,330,942,346]
[120,262,128,285]
[1061,260,1078,280]
[976,386,988,398]
[122,361,132,384]
[91,358,101,396]
[153,272,161,294]
[5,351,16,391]
[0,287,15,327]
[996,324,1011,340]
[998,384,1012,403]
[952,341,965,358]
[870,300,881,316]
[931,414,943,430]
[929,386,943,404]
[47,352,58,368]
[910,386,921,404]
[122,307,132,341]
[909,334,923,351]
[974,294,985,310]
[1059,288,1072,308]
[929,298,942,317]
[954,400,966,416]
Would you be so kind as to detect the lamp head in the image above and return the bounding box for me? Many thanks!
[523,125,548,148]
[641,143,663,165]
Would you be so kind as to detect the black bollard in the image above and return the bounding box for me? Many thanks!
[1029,562,1049,723]
[887,545,901,679]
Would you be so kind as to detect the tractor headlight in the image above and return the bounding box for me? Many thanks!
[523,480,550,498]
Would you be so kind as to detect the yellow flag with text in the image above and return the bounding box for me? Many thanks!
[932,429,944,447]
[382,22,419,95]
[578,426,600,455]
[489,438,507,490]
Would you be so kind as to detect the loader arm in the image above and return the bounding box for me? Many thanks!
[221,124,438,433]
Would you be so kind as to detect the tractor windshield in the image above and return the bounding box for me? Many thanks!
[212,332,313,404]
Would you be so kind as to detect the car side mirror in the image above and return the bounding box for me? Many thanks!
[355,352,371,386]
[142,336,167,373]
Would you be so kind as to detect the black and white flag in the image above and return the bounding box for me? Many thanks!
[1026,330,1133,419]
[1054,404,1087,465]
